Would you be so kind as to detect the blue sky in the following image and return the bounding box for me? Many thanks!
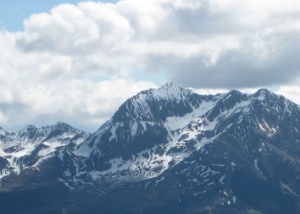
[0,0,116,31]
[0,0,300,132]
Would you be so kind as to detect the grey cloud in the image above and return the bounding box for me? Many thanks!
[0,102,32,130]
[144,31,300,89]
[163,3,241,38]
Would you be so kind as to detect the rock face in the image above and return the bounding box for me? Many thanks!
[0,83,300,214]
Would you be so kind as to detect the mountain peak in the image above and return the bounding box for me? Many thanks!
[152,82,191,99]
[158,82,187,92]
[25,124,37,129]
[55,121,69,125]
[253,88,274,101]
[19,125,38,133]
[52,121,73,129]
[255,88,272,95]
[223,89,244,98]
[124,82,191,107]
[228,89,242,95]
[161,82,177,88]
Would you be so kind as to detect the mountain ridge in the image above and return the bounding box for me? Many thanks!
[0,83,300,213]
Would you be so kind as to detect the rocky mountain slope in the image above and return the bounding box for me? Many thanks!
[0,83,300,214]
[0,122,89,187]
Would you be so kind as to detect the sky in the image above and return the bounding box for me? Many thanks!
[0,0,300,132]
[0,0,117,31]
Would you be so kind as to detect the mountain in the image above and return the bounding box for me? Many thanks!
[0,83,300,214]
[0,122,90,187]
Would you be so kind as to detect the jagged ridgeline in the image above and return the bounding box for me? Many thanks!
[0,83,300,214]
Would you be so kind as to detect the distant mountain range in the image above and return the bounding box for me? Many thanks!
[0,83,300,214]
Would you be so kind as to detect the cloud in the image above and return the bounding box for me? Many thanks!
[1,0,300,131]
[0,72,156,131]
[17,3,133,54]
[14,0,300,88]
[148,31,300,88]
[16,78,156,131]
[276,85,300,104]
